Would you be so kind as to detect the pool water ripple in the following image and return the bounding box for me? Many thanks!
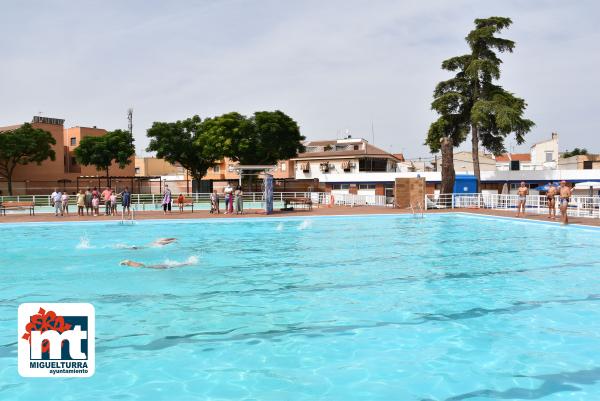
[1,214,599,400]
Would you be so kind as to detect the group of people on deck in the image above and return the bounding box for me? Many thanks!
[515,180,573,224]
[159,182,244,215]
[208,183,244,215]
[50,186,132,217]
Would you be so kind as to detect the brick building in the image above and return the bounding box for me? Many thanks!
[0,116,135,195]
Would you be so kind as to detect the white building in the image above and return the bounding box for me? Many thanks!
[530,133,559,169]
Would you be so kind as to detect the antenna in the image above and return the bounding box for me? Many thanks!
[127,108,133,135]
[371,121,375,144]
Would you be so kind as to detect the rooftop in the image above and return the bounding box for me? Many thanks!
[294,138,401,160]
[495,153,532,162]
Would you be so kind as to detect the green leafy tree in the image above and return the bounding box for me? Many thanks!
[426,55,471,193]
[203,110,305,164]
[433,17,534,191]
[562,148,588,158]
[0,123,56,195]
[146,116,222,183]
[75,129,135,181]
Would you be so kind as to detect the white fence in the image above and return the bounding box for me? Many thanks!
[426,193,600,219]
[0,191,389,214]
[332,193,387,207]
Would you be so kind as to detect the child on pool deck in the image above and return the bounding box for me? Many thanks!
[92,194,100,216]
[61,192,70,215]
[110,191,118,215]
[76,190,86,216]
[177,194,185,213]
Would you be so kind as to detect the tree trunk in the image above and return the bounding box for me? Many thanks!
[471,123,481,192]
[440,137,455,194]
[6,164,16,196]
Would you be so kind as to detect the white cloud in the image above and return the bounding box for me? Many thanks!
[1,0,598,158]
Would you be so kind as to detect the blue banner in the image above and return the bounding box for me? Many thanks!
[264,174,274,215]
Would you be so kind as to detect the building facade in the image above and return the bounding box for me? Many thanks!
[0,116,135,194]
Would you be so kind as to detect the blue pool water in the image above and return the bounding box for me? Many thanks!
[1,213,599,401]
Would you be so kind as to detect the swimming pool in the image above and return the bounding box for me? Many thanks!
[1,213,599,400]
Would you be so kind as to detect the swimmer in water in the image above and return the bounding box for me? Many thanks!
[151,238,177,246]
[119,258,194,270]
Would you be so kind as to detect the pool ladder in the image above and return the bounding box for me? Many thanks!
[119,205,136,225]
[409,202,424,218]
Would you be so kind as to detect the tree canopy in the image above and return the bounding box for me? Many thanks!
[74,129,135,179]
[203,110,305,165]
[562,148,588,158]
[427,16,534,192]
[146,110,305,182]
[0,123,56,195]
[146,115,221,182]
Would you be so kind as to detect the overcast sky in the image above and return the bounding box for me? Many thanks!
[1,0,598,160]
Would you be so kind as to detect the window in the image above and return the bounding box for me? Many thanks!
[358,184,376,190]
[135,167,140,174]
[359,158,388,172]
[331,184,350,190]
[70,137,76,146]
[510,160,520,171]
[213,165,220,173]
[545,151,553,162]
[584,161,593,170]
[280,163,286,172]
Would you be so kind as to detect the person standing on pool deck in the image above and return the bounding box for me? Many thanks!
[84,188,93,216]
[61,191,70,215]
[92,193,100,216]
[50,188,58,208]
[76,190,86,216]
[210,190,220,214]
[234,185,244,214]
[546,183,557,220]
[102,187,113,216]
[52,190,63,216]
[110,190,118,215]
[224,183,233,214]
[516,181,528,217]
[162,184,172,214]
[177,193,185,213]
[121,186,131,216]
[559,180,572,225]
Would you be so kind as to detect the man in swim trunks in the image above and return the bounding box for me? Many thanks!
[516,181,528,217]
[546,183,557,220]
[559,180,572,225]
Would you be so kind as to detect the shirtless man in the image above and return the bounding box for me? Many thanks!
[558,180,572,225]
[546,183,557,220]
[516,181,529,217]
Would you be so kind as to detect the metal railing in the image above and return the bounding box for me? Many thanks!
[425,193,600,218]
[333,193,387,207]
[0,191,388,214]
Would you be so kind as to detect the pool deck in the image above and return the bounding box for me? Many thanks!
[1,206,599,227]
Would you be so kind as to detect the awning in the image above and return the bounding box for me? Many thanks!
[574,181,600,190]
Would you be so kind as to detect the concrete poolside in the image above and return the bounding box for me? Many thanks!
[1,205,599,227]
